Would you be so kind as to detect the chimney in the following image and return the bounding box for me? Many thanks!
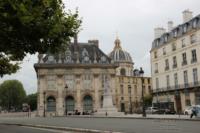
[88,40,99,47]
[73,34,78,52]
[154,27,166,39]
[182,9,193,23]
[167,21,173,32]
[74,34,78,45]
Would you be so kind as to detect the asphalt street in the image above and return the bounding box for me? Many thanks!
[0,117,200,133]
[0,124,75,133]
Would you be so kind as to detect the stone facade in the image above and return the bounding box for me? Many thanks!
[151,10,200,113]
[35,37,152,116]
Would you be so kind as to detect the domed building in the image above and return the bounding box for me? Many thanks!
[109,37,134,76]
[34,35,152,116]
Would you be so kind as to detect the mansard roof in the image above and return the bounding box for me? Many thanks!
[151,14,200,51]
[34,41,117,69]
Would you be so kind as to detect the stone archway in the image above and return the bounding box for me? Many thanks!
[47,96,56,112]
[83,95,93,112]
[65,96,75,113]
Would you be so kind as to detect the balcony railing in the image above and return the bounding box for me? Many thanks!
[182,60,187,66]
[191,58,197,64]
[172,64,177,68]
[154,70,158,73]
[165,66,169,71]
[153,81,200,93]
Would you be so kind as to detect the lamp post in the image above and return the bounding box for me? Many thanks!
[43,91,46,117]
[128,85,132,114]
[64,84,68,116]
[139,67,146,117]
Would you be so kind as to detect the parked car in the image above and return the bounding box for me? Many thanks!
[145,107,159,114]
[184,105,200,115]
[184,106,193,115]
[164,108,176,114]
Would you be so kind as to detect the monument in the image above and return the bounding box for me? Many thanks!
[95,75,124,116]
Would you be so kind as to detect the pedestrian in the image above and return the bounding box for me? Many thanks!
[190,107,196,118]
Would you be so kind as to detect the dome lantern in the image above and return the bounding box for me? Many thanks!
[109,37,133,64]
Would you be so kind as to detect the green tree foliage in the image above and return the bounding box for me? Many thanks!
[0,80,26,111]
[25,93,37,111]
[144,94,153,107]
[0,0,81,77]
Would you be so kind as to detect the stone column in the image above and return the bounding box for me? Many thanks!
[110,74,116,106]
[76,74,81,111]
[38,75,46,117]
[94,74,100,110]
[56,75,64,116]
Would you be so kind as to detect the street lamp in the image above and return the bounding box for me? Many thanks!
[64,84,68,115]
[43,91,46,117]
[128,85,132,114]
[139,67,146,117]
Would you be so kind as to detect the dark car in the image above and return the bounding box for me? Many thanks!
[154,108,176,114]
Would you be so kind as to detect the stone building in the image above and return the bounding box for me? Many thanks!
[35,36,151,116]
[151,10,200,113]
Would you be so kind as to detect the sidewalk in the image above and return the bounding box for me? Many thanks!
[1,112,199,121]
[65,113,200,121]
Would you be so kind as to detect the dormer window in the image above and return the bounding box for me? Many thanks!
[183,25,187,33]
[164,35,168,42]
[192,19,197,28]
[173,30,177,37]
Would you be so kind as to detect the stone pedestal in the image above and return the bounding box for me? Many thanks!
[95,76,123,116]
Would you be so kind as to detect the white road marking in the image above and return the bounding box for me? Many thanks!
[21,126,75,133]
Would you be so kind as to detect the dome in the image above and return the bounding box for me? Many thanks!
[109,37,133,63]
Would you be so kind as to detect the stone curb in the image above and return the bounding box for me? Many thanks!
[63,116,200,121]
[1,123,122,133]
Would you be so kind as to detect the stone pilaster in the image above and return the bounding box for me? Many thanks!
[76,74,81,111]
[94,74,100,110]
[110,74,116,105]
[37,75,45,116]
[56,75,64,116]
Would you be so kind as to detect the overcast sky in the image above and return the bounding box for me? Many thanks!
[1,0,200,94]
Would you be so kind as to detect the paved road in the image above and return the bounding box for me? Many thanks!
[0,124,74,133]
[0,117,200,133]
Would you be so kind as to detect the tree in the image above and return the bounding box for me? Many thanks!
[144,94,153,107]
[25,93,37,111]
[0,0,81,77]
[0,80,26,111]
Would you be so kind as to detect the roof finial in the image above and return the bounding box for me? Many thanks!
[114,31,121,49]
[116,31,119,39]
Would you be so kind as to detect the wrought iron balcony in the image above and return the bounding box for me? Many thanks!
[172,64,177,68]
[191,58,197,64]
[154,70,158,73]
[153,81,200,94]
[182,60,187,66]
[165,66,169,71]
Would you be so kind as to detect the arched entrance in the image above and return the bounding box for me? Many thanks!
[83,95,93,112]
[47,96,56,112]
[65,96,75,113]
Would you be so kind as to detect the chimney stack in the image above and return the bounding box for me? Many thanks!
[154,27,166,39]
[88,39,99,47]
[167,21,173,32]
[182,9,193,23]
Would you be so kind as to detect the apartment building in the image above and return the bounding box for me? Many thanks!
[150,10,200,113]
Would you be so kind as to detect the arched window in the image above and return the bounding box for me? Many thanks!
[65,96,75,112]
[120,68,126,76]
[83,95,93,111]
[47,96,56,112]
